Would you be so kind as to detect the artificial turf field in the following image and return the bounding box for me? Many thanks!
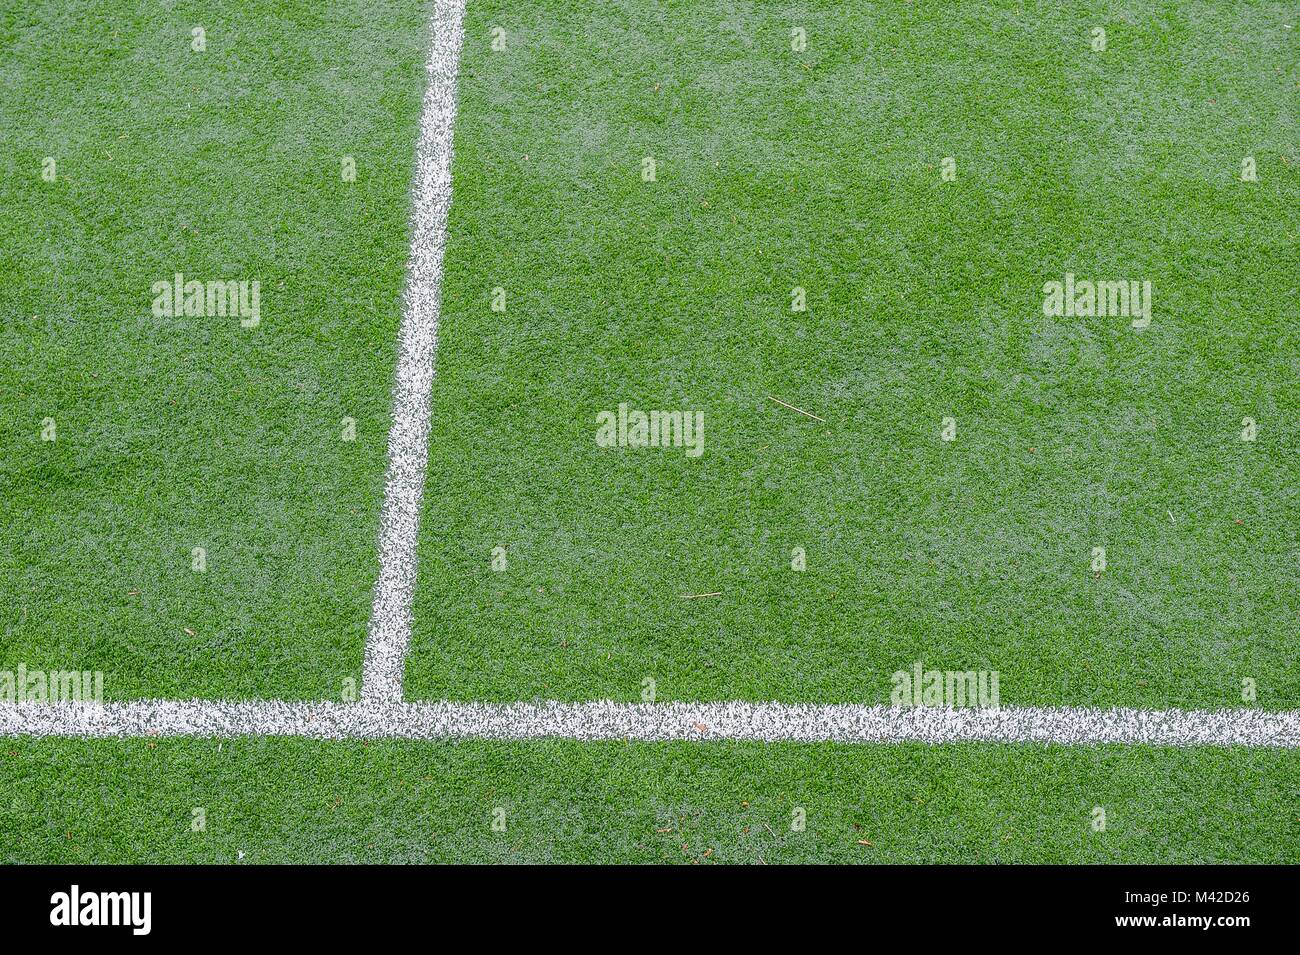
[1,0,1297,863]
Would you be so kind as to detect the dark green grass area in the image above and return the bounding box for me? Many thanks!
[0,1,432,698]
[408,1,1298,707]
[1,737,1295,863]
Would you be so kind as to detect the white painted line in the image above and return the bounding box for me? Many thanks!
[1,701,1296,747]
[364,0,469,702]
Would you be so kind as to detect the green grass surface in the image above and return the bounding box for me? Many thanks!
[408,0,1298,708]
[1,1,1296,863]
[1,0,430,698]
[2,738,1296,863]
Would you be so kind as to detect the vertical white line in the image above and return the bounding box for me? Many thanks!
[364,0,469,702]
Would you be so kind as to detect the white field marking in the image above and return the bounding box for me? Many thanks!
[0,701,1297,747]
[363,0,468,701]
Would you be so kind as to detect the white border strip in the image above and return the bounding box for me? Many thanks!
[363,0,469,702]
[1,701,1296,746]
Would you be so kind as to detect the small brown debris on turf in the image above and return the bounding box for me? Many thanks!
[767,394,826,422]
[681,591,722,599]
[857,839,873,846]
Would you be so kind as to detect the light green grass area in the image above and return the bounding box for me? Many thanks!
[408,0,1298,708]
[1,738,1296,863]
[0,0,432,698]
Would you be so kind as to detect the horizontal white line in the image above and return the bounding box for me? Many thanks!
[0,701,1295,747]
